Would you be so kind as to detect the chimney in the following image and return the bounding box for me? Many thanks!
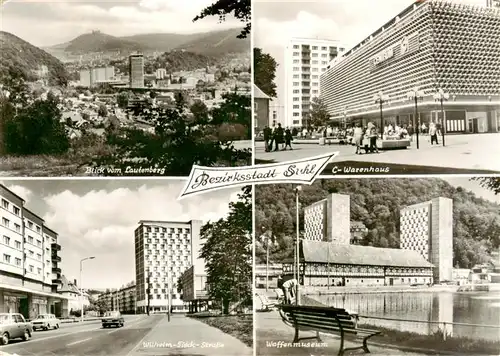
[74,279,77,286]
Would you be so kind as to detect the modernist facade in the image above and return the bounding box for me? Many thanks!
[283,241,433,287]
[97,284,136,314]
[253,84,271,130]
[285,38,345,128]
[0,185,68,319]
[129,54,145,88]
[179,265,208,313]
[321,0,500,134]
[134,220,203,314]
[400,197,453,283]
[79,66,115,87]
[304,193,350,244]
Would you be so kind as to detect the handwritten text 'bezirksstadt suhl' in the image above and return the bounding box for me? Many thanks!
[179,152,339,199]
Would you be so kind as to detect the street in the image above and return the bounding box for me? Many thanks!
[255,133,500,174]
[0,315,161,356]
[0,314,252,356]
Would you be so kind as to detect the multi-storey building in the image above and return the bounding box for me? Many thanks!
[0,185,68,319]
[284,38,345,128]
[304,193,350,244]
[134,220,203,314]
[79,66,115,87]
[179,265,207,313]
[400,197,453,283]
[129,54,145,88]
[321,0,500,134]
[58,275,90,314]
[284,240,433,286]
[97,284,136,314]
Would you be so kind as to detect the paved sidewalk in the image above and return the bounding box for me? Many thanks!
[128,314,252,356]
[256,311,435,356]
[255,133,500,173]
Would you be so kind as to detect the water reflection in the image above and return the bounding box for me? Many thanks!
[314,291,500,341]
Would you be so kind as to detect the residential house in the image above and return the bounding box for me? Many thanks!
[253,84,270,130]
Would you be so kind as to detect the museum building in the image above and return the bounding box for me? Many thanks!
[320,0,500,134]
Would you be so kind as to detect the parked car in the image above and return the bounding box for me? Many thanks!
[101,311,124,328]
[31,314,60,331]
[0,313,33,345]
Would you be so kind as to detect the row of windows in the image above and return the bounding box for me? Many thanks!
[144,250,190,256]
[293,52,333,58]
[144,237,190,244]
[1,199,21,216]
[293,66,328,71]
[292,44,344,51]
[145,243,190,250]
[2,217,57,244]
[143,226,190,234]
[2,253,45,276]
[3,236,53,260]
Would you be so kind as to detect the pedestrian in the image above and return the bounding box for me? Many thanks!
[284,127,293,150]
[429,122,439,145]
[282,278,298,304]
[369,124,379,153]
[263,126,271,152]
[274,123,284,151]
[353,123,363,154]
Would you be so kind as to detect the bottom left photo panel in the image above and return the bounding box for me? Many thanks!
[0,179,253,356]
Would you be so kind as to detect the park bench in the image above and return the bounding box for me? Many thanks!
[278,304,381,356]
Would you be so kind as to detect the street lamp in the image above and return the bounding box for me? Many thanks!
[406,88,425,149]
[433,89,449,147]
[261,227,272,292]
[373,91,390,132]
[342,106,348,131]
[294,185,302,305]
[80,256,95,323]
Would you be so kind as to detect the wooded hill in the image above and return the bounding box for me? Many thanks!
[255,179,500,268]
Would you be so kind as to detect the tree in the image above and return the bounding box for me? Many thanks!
[98,104,108,117]
[308,96,330,129]
[3,94,69,155]
[200,186,252,314]
[472,177,500,195]
[189,100,209,119]
[253,48,278,98]
[117,92,129,109]
[194,0,251,39]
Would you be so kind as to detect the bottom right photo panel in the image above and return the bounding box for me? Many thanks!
[254,177,500,356]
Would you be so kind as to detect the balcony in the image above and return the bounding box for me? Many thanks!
[52,266,61,273]
[51,243,61,251]
[52,255,61,262]
[52,277,62,285]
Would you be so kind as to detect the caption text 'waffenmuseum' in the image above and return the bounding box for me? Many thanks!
[321,0,500,134]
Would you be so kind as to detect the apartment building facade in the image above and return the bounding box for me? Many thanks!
[134,220,203,314]
[0,185,69,319]
[284,38,345,128]
[97,284,136,314]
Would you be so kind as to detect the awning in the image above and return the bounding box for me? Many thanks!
[0,283,70,300]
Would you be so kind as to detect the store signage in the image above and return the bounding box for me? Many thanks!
[371,47,394,66]
[370,32,419,69]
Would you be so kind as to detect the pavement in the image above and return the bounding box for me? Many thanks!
[256,311,436,356]
[255,133,500,174]
[0,314,251,356]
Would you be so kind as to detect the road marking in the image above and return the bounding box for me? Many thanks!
[66,337,92,346]
[125,316,165,356]
[107,316,150,334]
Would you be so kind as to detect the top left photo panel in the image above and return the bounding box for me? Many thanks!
[0,0,251,177]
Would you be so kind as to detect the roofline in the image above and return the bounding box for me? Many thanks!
[137,220,199,225]
[0,184,26,203]
[300,258,434,268]
[23,207,45,223]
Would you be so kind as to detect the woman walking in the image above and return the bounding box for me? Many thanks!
[353,123,363,154]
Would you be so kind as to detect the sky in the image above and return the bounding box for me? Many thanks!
[253,0,488,104]
[0,179,241,290]
[0,0,242,47]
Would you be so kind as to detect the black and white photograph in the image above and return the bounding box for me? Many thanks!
[0,180,252,355]
[0,0,251,177]
[254,0,500,175]
[254,177,500,355]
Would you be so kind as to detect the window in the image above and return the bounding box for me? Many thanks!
[13,207,20,216]
[293,67,299,71]
[37,268,41,275]
[15,257,21,266]
[293,74,299,79]
[14,224,20,233]
[28,236,33,244]
[28,221,33,229]
[29,265,34,272]
[29,250,34,257]
[293,45,299,49]
[2,218,9,228]
[293,52,299,56]
[321,46,327,50]
[37,253,41,260]
[293,105,300,109]
[293,90,299,94]
[1,199,9,209]
[15,240,21,249]
[36,240,41,247]
[3,254,11,263]
[36,226,41,233]
[293,82,299,86]
[3,235,10,245]
[312,46,318,50]
[293,59,299,64]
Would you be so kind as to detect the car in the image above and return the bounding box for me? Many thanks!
[0,313,33,345]
[101,311,124,328]
[31,314,60,331]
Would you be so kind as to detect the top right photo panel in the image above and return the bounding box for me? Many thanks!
[253,0,500,176]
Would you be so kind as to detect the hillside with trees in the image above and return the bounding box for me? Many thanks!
[0,31,70,86]
[151,51,216,73]
[255,179,500,268]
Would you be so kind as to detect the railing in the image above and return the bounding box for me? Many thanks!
[358,314,500,341]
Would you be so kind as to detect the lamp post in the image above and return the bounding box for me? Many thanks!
[79,256,95,323]
[261,227,271,292]
[294,185,302,305]
[406,88,425,149]
[433,89,449,147]
[342,106,348,131]
[373,91,389,132]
